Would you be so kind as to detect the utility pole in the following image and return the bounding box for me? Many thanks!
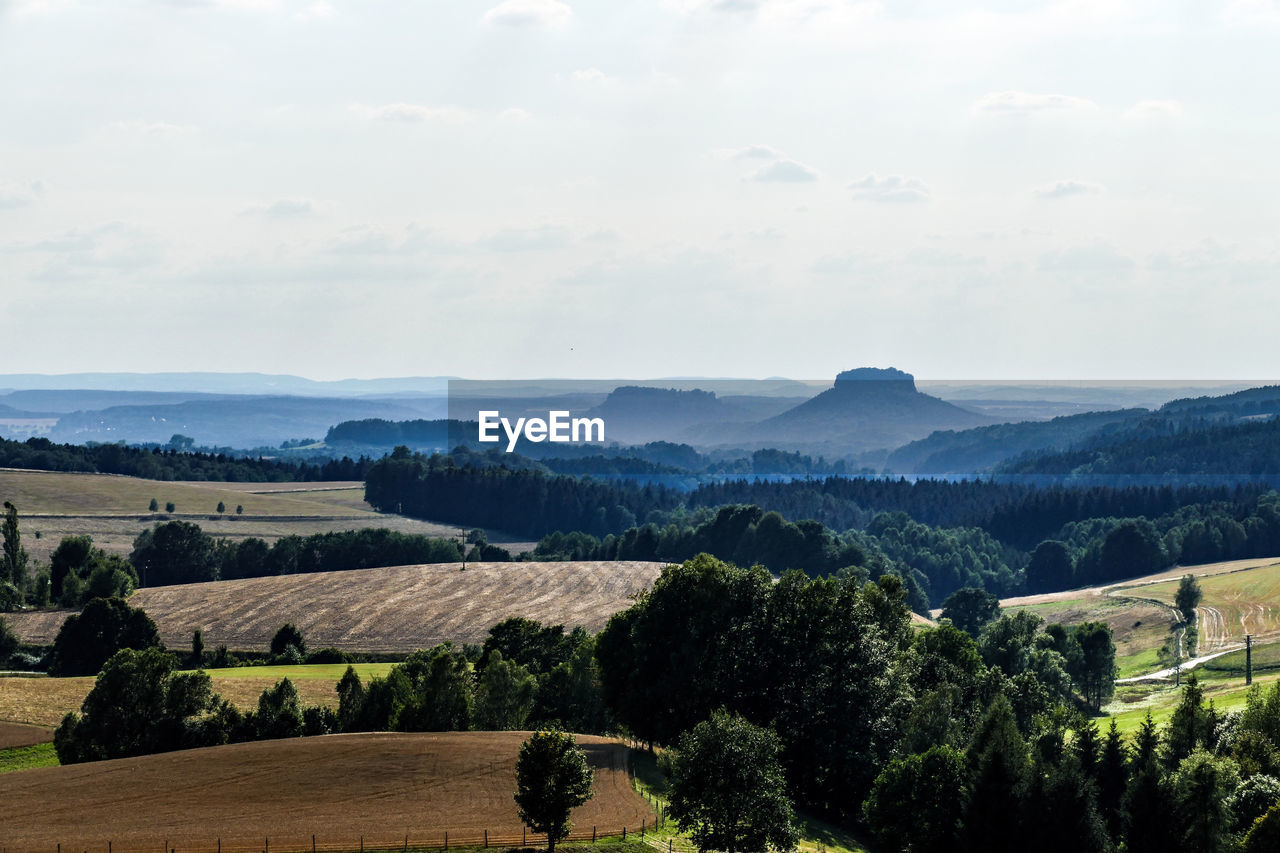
[1246,634,1253,685]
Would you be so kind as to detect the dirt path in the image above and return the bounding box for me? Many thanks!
[1116,647,1241,683]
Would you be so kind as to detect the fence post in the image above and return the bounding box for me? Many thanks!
[445,831,448,851]
[403,834,408,853]
[523,828,526,847]
[360,837,363,853]
[484,830,488,849]
[313,835,316,853]
[623,827,627,840]
[266,837,270,853]
[592,828,596,844]
[642,820,646,837]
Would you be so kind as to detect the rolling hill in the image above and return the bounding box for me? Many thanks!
[0,731,652,852]
[5,561,667,652]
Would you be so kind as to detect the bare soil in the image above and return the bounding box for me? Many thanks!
[0,721,53,749]
[0,731,654,853]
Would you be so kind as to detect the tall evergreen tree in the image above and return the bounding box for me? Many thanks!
[1,501,29,588]
[962,695,1031,853]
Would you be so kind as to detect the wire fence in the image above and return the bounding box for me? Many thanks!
[10,821,667,853]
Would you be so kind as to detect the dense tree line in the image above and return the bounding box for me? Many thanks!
[54,614,611,766]
[1021,493,1280,591]
[594,554,1119,826]
[127,522,480,587]
[364,449,681,538]
[364,449,1261,549]
[1002,415,1280,479]
[863,673,1280,853]
[336,618,610,736]
[0,436,372,481]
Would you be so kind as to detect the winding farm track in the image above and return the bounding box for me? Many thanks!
[999,557,1280,681]
[0,732,655,853]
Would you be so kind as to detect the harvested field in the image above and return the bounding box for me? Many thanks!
[1140,561,1280,651]
[5,561,666,653]
[0,671,348,728]
[0,469,531,562]
[0,732,654,853]
[0,722,52,749]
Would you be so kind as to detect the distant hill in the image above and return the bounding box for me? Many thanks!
[696,367,997,453]
[886,408,1150,475]
[582,385,764,444]
[49,396,437,447]
[1000,414,1280,478]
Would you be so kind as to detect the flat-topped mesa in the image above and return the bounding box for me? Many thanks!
[832,367,917,393]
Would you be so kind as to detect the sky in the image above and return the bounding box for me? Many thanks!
[2,0,1279,381]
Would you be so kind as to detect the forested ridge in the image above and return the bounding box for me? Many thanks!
[364,450,1280,606]
[0,436,372,481]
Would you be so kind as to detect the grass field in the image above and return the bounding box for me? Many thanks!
[0,731,654,852]
[5,560,666,653]
[1005,595,1174,678]
[0,741,58,774]
[1106,670,1280,733]
[0,468,533,562]
[0,666,369,728]
[1136,561,1280,651]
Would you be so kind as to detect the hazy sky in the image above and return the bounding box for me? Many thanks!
[2,0,1279,380]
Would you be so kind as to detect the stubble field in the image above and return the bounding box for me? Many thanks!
[0,731,654,853]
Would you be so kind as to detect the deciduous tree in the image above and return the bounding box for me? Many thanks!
[666,711,798,853]
[514,729,594,853]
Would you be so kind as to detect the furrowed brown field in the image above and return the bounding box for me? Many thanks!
[0,731,655,853]
[5,561,667,652]
[0,722,52,749]
[0,469,528,563]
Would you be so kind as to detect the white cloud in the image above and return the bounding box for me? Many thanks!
[1123,99,1183,120]
[108,120,196,137]
[716,144,784,160]
[971,91,1099,117]
[0,181,41,210]
[570,68,616,84]
[484,226,572,252]
[849,174,930,202]
[352,103,474,124]
[1039,243,1135,273]
[294,1,334,21]
[1225,1,1280,26]
[905,248,985,267]
[483,0,572,28]
[749,159,819,183]
[1034,179,1104,199]
[241,198,314,218]
[499,107,532,121]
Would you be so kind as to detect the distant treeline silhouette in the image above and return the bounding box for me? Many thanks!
[0,436,373,482]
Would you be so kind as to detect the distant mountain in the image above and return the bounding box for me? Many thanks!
[886,408,1150,475]
[582,386,771,444]
[0,403,58,419]
[1000,414,1280,478]
[49,396,436,448]
[0,389,235,414]
[692,368,997,454]
[885,383,1280,478]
